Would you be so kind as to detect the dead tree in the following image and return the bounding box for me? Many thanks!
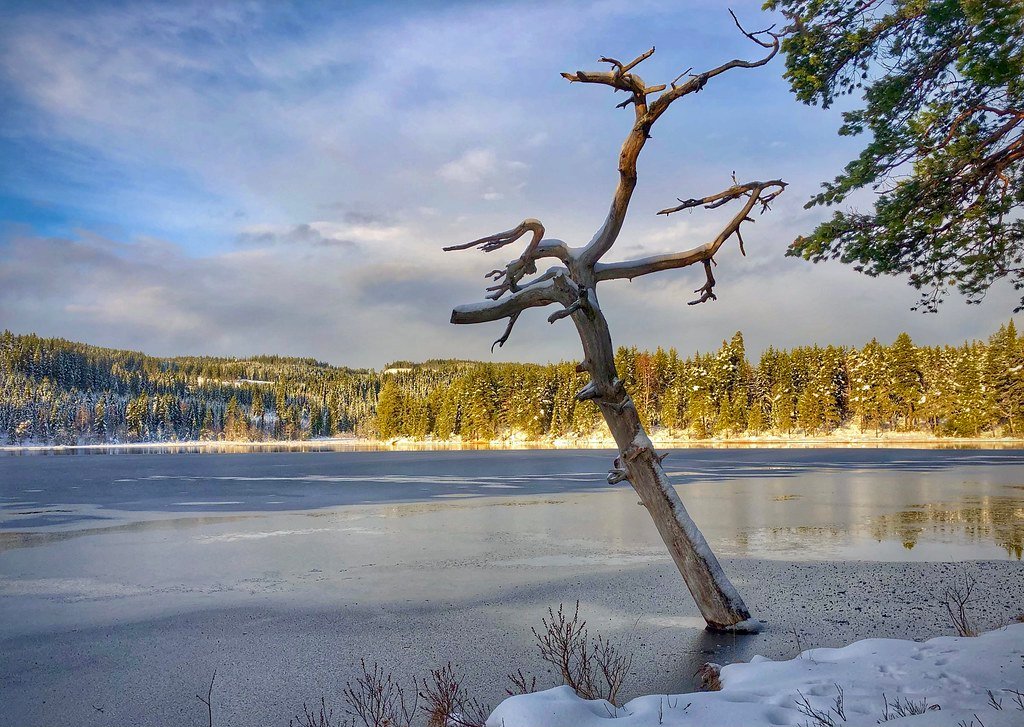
[445,13,785,632]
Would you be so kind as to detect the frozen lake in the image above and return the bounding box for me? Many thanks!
[2,448,1023,726]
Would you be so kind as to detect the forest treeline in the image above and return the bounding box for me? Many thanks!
[1,322,1022,445]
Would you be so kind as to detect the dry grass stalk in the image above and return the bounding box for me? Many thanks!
[290,697,338,727]
[877,693,938,722]
[695,663,722,692]
[196,670,216,727]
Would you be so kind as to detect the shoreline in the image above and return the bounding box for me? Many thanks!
[2,432,1023,453]
[4,559,1022,727]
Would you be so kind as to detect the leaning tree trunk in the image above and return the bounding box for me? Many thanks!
[571,293,753,630]
[445,18,786,631]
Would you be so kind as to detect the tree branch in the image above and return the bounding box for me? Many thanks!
[547,282,594,324]
[485,264,565,301]
[451,275,570,324]
[447,12,786,352]
[445,219,573,301]
[569,14,783,270]
[689,259,717,305]
[561,47,656,102]
[443,218,545,254]
[594,180,787,292]
[490,312,520,352]
[647,19,781,122]
[657,179,786,215]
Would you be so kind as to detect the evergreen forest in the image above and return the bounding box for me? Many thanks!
[1,322,1021,445]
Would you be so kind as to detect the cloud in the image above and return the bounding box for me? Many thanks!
[236,223,356,248]
[0,0,1018,367]
[0,228,487,367]
[438,148,499,185]
[234,216,412,250]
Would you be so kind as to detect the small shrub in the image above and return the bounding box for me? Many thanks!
[342,659,416,727]
[532,601,633,706]
[941,569,978,637]
[506,669,538,696]
[290,697,337,727]
[419,662,490,727]
[794,684,845,727]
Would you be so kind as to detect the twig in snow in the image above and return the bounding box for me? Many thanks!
[195,670,216,727]
[1005,688,1024,710]
[794,690,836,726]
[505,669,538,696]
[789,627,808,660]
[832,684,846,722]
[878,693,939,721]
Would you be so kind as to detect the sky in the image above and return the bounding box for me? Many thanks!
[0,0,1016,369]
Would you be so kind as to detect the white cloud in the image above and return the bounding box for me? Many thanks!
[438,148,499,184]
[0,0,1017,366]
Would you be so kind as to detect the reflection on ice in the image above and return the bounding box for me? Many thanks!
[869,496,1024,559]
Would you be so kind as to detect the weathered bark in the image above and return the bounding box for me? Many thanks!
[447,13,786,632]
[567,291,754,630]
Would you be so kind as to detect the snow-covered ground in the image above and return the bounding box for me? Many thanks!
[489,624,1024,726]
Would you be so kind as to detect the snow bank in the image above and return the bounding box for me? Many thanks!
[488,624,1024,726]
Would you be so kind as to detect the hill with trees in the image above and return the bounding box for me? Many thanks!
[0,323,1021,446]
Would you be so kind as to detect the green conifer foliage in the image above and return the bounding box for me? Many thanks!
[2,325,1022,443]
[768,0,1024,311]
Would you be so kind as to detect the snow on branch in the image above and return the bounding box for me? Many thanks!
[445,219,573,305]
[593,179,787,303]
[450,272,575,351]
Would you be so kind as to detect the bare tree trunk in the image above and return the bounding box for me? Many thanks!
[446,17,786,631]
[570,293,754,631]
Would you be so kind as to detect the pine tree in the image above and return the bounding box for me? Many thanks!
[946,345,989,436]
[848,339,892,434]
[375,379,405,439]
[125,393,148,440]
[887,333,923,431]
[251,394,266,439]
[746,398,766,434]
[94,399,106,442]
[986,321,1024,436]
